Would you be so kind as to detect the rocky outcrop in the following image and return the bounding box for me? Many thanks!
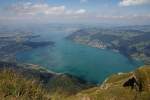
[123,76,142,91]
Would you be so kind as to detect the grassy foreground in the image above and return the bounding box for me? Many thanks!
[0,69,51,100]
[0,65,150,100]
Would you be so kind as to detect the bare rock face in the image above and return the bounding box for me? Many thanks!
[123,76,142,91]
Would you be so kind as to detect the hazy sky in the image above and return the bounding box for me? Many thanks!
[0,0,150,25]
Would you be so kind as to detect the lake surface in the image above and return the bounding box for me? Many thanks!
[16,26,143,83]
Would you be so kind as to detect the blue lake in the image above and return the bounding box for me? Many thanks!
[16,27,143,83]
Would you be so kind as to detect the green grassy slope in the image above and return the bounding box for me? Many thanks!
[0,62,93,100]
[0,64,150,100]
[0,69,51,100]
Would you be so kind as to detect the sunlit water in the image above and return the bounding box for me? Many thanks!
[16,27,143,83]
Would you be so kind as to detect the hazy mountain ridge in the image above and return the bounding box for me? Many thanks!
[0,31,54,62]
[67,25,150,64]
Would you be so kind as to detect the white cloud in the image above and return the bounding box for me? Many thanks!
[7,2,87,16]
[96,14,150,19]
[75,9,86,14]
[96,15,124,19]
[65,9,86,15]
[119,0,150,6]
[8,2,66,15]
